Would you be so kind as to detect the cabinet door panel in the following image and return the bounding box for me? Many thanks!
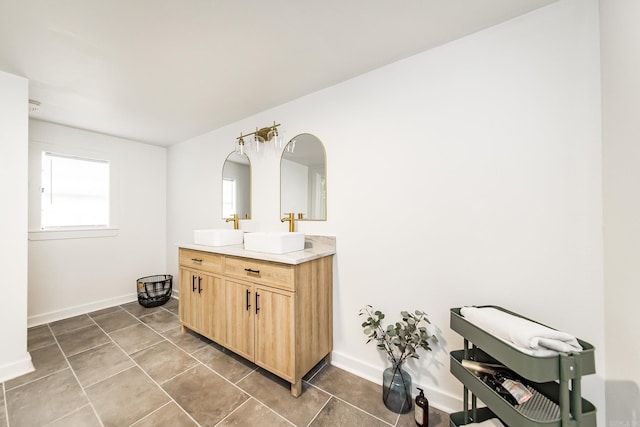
[207,275,226,343]
[255,286,294,381]
[192,274,208,334]
[180,268,224,340]
[179,268,198,331]
[225,279,254,360]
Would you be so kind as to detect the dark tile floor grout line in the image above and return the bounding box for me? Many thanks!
[154,326,205,358]
[330,393,396,426]
[153,358,199,387]
[104,318,148,335]
[92,306,134,318]
[215,396,296,427]
[60,335,124,359]
[2,362,68,393]
[129,401,176,427]
[303,393,331,427]
[80,363,138,390]
[233,376,318,427]
[107,329,161,355]
[45,404,95,427]
[193,352,253,392]
[227,365,258,385]
[47,314,93,336]
[47,323,106,427]
[212,398,251,427]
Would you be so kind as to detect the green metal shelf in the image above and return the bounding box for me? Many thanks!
[450,306,595,382]
[449,306,597,427]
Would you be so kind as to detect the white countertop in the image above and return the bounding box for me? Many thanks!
[178,235,336,265]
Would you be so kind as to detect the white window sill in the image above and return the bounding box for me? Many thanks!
[28,228,120,241]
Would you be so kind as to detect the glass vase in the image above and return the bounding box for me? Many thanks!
[382,362,412,414]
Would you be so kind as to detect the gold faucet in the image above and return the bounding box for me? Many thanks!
[225,213,239,230]
[281,212,295,232]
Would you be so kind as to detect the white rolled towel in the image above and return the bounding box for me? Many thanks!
[465,418,505,427]
[460,306,582,356]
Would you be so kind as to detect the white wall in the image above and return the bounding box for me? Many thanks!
[168,0,605,418]
[601,0,640,424]
[28,120,167,325]
[0,70,33,381]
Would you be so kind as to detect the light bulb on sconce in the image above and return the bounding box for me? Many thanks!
[268,124,285,150]
[252,127,266,155]
[286,138,296,153]
[235,121,282,157]
[237,133,246,156]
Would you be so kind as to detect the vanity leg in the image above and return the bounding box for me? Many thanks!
[291,380,302,398]
[324,352,332,365]
[181,324,187,334]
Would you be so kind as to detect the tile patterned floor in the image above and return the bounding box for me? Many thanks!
[1,299,449,426]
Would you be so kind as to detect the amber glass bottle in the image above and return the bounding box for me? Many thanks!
[415,387,429,426]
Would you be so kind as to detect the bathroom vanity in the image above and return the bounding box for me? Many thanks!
[177,236,335,397]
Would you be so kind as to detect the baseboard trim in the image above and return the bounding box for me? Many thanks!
[331,350,462,414]
[28,293,139,327]
[0,352,34,383]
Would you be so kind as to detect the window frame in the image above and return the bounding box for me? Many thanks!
[40,151,110,229]
[28,141,119,241]
[222,177,237,218]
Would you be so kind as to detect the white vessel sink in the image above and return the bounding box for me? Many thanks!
[244,232,305,254]
[193,229,244,246]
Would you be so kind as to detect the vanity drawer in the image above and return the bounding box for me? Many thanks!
[225,256,295,291]
[179,249,224,274]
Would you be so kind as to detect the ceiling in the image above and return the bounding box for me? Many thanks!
[0,0,558,146]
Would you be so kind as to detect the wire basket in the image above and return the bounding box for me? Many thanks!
[137,274,172,308]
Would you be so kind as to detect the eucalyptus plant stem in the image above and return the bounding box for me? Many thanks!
[369,307,398,365]
[382,362,402,403]
[398,364,412,411]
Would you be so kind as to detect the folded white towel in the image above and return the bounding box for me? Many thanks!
[465,418,505,427]
[460,306,582,356]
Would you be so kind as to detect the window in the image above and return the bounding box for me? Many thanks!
[40,152,110,229]
[222,178,236,218]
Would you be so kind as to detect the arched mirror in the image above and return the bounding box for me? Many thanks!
[222,151,251,219]
[280,134,326,220]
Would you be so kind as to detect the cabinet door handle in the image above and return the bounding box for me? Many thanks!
[245,289,251,311]
[191,258,203,263]
[244,268,260,274]
[255,292,260,314]
[192,275,196,292]
[198,276,202,294]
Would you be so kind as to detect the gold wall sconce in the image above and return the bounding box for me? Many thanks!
[236,121,283,156]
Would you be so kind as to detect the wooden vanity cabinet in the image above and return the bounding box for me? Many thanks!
[178,248,333,397]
